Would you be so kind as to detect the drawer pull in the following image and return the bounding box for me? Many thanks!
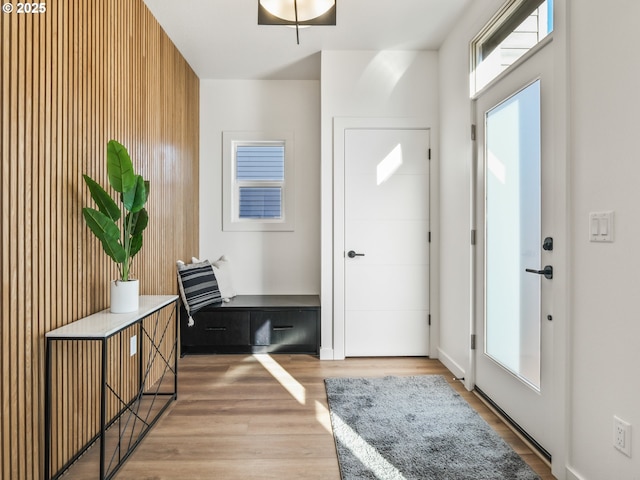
[205,327,227,332]
[273,326,294,331]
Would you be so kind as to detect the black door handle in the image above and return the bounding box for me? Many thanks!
[525,265,553,279]
[347,250,365,258]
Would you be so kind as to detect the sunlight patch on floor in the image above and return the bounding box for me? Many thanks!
[314,400,333,433]
[254,354,306,405]
[331,413,407,480]
[224,362,259,380]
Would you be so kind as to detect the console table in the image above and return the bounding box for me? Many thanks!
[44,295,179,480]
[180,294,320,355]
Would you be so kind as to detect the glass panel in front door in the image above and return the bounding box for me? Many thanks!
[485,80,541,389]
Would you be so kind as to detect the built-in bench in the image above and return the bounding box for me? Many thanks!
[180,294,320,356]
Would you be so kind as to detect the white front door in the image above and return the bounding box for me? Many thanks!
[344,128,430,357]
[475,41,555,456]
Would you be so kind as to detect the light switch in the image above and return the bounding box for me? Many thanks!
[589,211,614,242]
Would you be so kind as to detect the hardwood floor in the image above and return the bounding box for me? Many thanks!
[65,354,554,479]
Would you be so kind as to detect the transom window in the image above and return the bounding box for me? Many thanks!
[471,0,553,95]
[223,132,295,231]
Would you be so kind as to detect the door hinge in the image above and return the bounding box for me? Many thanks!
[470,334,476,350]
[471,124,477,141]
[471,229,476,245]
[428,148,431,160]
[428,314,431,326]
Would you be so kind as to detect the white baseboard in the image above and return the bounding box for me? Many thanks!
[565,466,585,480]
[437,347,465,379]
[319,347,335,360]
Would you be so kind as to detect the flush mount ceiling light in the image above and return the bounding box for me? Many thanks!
[258,0,336,45]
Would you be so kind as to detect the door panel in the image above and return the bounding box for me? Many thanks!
[346,264,429,310]
[347,173,428,219]
[346,310,429,357]
[475,43,553,453]
[347,220,430,266]
[344,128,430,357]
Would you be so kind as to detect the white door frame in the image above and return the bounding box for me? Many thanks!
[332,117,434,359]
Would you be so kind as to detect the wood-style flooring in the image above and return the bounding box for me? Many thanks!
[65,354,555,479]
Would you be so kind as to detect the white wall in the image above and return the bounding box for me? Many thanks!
[199,80,320,294]
[437,0,503,382]
[568,1,640,478]
[320,50,439,359]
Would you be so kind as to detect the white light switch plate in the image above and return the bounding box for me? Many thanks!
[589,211,614,242]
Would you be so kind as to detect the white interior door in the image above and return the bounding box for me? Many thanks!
[475,43,554,455]
[344,128,430,357]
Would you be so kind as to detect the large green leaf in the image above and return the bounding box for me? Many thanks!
[83,175,120,221]
[130,233,143,258]
[82,207,120,239]
[82,207,126,263]
[106,140,135,194]
[99,236,127,265]
[122,175,148,213]
[127,208,149,237]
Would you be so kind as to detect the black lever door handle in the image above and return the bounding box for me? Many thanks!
[347,250,365,258]
[525,265,553,279]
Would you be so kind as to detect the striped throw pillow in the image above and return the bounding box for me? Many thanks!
[176,260,222,326]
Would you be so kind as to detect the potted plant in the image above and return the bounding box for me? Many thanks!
[82,139,149,313]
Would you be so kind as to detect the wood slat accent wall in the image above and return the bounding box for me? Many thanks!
[1,0,200,477]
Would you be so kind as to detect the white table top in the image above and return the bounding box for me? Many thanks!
[46,295,179,339]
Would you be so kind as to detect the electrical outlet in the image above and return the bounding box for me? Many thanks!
[130,335,137,357]
[614,416,631,457]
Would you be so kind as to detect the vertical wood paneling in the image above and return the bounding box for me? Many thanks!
[1,0,199,477]
[1,9,7,480]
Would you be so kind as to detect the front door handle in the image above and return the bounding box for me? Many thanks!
[525,265,553,279]
[347,250,365,258]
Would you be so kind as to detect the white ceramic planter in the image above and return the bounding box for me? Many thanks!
[110,279,139,313]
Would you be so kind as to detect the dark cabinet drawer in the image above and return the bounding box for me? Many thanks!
[180,296,320,355]
[250,310,318,351]
[183,311,250,346]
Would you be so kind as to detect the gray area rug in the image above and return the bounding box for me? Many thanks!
[324,375,540,480]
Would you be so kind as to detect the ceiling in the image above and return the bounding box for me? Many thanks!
[142,0,472,80]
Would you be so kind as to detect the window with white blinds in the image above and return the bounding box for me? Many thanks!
[223,132,295,231]
[236,145,284,181]
[238,187,282,219]
[236,144,284,219]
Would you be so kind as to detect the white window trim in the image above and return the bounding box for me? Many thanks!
[223,131,295,232]
[470,0,554,97]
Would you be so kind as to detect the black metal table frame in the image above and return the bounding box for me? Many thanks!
[44,296,179,480]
